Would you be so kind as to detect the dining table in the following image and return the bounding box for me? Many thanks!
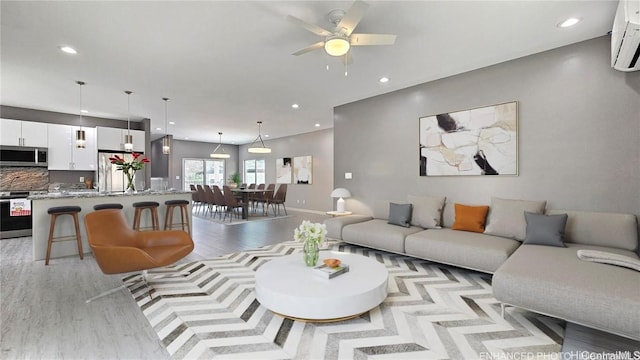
[230,188,273,219]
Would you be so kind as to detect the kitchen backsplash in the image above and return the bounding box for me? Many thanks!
[0,167,49,191]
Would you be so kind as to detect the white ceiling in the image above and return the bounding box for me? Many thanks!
[1,1,617,145]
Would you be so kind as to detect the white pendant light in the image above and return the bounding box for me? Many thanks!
[124,90,133,152]
[210,132,230,159]
[75,81,86,149]
[162,97,171,155]
[247,121,271,154]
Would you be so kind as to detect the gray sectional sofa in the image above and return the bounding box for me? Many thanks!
[324,198,640,340]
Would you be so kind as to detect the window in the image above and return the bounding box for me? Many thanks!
[244,159,265,185]
[183,158,225,190]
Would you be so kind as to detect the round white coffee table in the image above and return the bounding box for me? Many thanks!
[255,251,388,321]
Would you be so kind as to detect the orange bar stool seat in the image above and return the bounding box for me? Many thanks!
[132,201,160,231]
[45,206,83,265]
[164,199,191,235]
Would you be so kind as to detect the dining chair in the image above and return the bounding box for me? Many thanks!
[256,184,275,216]
[195,185,206,214]
[268,184,287,216]
[222,185,244,222]
[212,185,226,219]
[203,185,216,216]
[250,183,265,214]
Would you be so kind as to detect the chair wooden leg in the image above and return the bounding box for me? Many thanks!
[181,205,190,235]
[164,205,172,230]
[72,213,84,259]
[45,214,57,265]
[152,208,160,231]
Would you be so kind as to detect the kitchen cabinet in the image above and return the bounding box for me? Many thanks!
[0,118,48,147]
[97,126,145,152]
[47,124,96,170]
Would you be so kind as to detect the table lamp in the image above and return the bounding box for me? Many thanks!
[330,188,351,213]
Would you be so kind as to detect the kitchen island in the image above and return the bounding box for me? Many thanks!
[28,190,192,262]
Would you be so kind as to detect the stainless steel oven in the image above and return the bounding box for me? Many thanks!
[0,192,32,239]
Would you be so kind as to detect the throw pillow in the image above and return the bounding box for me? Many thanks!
[388,203,412,228]
[523,212,568,247]
[408,195,446,229]
[452,203,490,233]
[484,197,547,241]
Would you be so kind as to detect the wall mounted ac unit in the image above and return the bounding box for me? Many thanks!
[611,0,640,71]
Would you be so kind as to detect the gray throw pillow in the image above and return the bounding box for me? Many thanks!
[388,203,412,228]
[484,197,547,240]
[523,212,568,247]
[408,195,446,229]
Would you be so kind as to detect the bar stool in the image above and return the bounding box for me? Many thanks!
[45,206,83,265]
[93,203,123,211]
[164,199,191,235]
[132,201,160,231]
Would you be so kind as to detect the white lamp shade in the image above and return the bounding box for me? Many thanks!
[330,188,351,198]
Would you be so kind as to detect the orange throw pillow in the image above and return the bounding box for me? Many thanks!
[452,203,490,233]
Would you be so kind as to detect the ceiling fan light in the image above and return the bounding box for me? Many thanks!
[325,37,350,57]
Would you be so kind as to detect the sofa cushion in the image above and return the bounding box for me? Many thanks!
[484,197,547,241]
[388,203,412,228]
[547,210,638,252]
[342,219,422,254]
[493,243,640,340]
[451,203,489,233]
[324,215,374,240]
[404,229,520,273]
[408,195,446,229]
[523,212,568,247]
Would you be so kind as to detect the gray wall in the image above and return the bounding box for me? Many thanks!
[169,139,240,190]
[239,128,334,212]
[334,36,640,223]
[150,136,170,178]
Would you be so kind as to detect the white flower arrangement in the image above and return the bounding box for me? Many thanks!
[294,220,327,244]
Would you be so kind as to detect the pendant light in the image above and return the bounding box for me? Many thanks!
[210,132,230,159]
[162,97,171,155]
[247,121,271,154]
[75,81,86,149]
[124,90,133,152]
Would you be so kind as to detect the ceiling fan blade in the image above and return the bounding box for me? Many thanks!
[292,41,325,56]
[341,51,354,65]
[350,33,397,46]
[337,0,369,36]
[287,15,333,37]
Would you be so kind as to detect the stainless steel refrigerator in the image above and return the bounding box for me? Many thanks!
[97,152,145,193]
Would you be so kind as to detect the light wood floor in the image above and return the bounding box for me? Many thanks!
[2,208,635,358]
[0,209,328,359]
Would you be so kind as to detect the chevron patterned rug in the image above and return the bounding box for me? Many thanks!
[125,241,564,359]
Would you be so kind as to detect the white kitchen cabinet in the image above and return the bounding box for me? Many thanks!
[97,127,145,152]
[0,118,48,147]
[47,124,97,170]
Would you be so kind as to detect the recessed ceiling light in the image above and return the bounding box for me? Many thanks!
[80,109,88,114]
[379,77,390,83]
[558,17,580,28]
[265,134,270,138]
[59,46,77,54]
[185,137,189,140]
[156,127,162,131]
[315,123,320,127]
[291,104,299,109]
[169,121,175,125]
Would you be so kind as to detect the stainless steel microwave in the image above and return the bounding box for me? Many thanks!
[0,146,48,167]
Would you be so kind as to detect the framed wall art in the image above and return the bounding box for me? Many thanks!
[276,157,292,184]
[293,156,312,184]
[419,101,518,176]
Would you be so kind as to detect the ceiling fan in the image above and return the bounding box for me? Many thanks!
[288,0,396,64]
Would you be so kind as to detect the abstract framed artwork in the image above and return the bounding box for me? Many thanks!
[419,101,518,176]
[276,157,292,184]
[293,156,312,184]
